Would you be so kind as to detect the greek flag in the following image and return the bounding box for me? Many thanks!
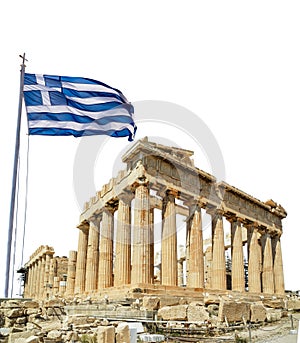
[23,73,136,141]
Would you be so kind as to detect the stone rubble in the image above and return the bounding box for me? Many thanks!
[0,294,298,343]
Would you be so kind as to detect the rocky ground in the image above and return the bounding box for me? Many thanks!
[234,313,300,342]
[0,295,299,342]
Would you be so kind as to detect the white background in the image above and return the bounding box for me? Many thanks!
[0,0,299,296]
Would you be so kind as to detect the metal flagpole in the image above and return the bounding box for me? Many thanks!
[4,53,27,298]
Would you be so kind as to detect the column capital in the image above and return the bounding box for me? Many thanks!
[271,230,282,238]
[89,215,101,226]
[243,220,258,229]
[166,188,179,198]
[132,178,149,191]
[118,191,134,204]
[267,224,282,237]
[206,206,224,217]
[183,196,205,208]
[225,214,244,224]
[77,220,89,232]
[103,201,118,214]
[163,190,176,202]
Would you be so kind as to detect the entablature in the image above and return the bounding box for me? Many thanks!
[79,139,286,234]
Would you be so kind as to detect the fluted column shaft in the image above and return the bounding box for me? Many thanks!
[272,235,285,295]
[74,226,89,294]
[161,191,177,286]
[85,219,100,292]
[150,208,154,283]
[25,266,32,297]
[43,254,51,298]
[39,256,46,299]
[48,258,55,297]
[178,260,184,286]
[35,258,42,299]
[32,261,38,297]
[31,264,36,296]
[261,233,274,294]
[247,225,261,293]
[66,250,77,296]
[231,218,245,292]
[98,208,114,289]
[186,216,191,285]
[205,246,213,288]
[211,211,226,290]
[131,183,152,284]
[186,204,204,288]
[53,276,59,295]
[114,197,131,286]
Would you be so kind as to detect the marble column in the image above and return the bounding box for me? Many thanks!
[150,208,155,284]
[39,255,46,299]
[161,191,178,286]
[247,224,262,293]
[272,235,285,295]
[35,258,42,299]
[25,265,32,298]
[48,258,55,297]
[29,265,34,297]
[230,217,245,292]
[211,210,226,290]
[66,250,77,296]
[74,225,89,294]
[53,276,59,295]
[131,182,152,284]
[98,208,114,289]
[185,215,191,286]
[30,264,36,297]
[23,267,29,298]
[261,232,275,294]
[43,254,51,298]
[204,246,212,289]
[85,218,100,292]
[31,261,38,297]
[114,196,131,286]
[178,259,184,286]
[186,204,204,288]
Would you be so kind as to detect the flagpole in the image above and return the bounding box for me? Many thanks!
[4,53,27,298]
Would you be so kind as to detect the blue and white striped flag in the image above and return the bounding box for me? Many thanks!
[23,73,136,141]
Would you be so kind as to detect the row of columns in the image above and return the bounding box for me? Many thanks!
[71,182,285,296]
[228,217,285,294]
[73,182,181,294]
[25,248,54,299]
[25,248,70,299]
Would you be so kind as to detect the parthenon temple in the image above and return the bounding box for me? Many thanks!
[23,138,287,300]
